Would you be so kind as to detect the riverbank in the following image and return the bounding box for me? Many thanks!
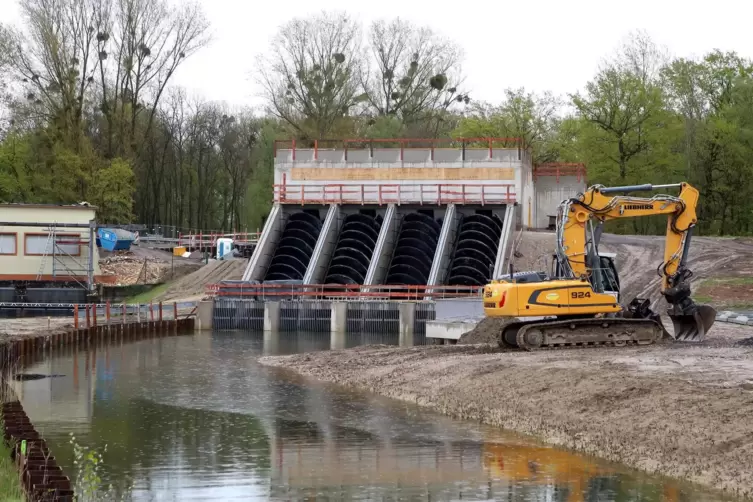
[0,318,74,344]
[0,299,199,345]
[0,442,22,502]
[259,322,753,499]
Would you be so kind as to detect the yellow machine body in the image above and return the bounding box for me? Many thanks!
[483,278,621,318]
[481,182,716,350]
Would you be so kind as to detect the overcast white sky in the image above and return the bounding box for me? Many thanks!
[2,0,752,109]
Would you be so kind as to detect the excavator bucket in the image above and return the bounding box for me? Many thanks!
[668,304,717,342]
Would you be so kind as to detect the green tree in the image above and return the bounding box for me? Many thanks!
[454,88,562,163]
[571,67,665,180]
[89,158,135,223]
[662,50,753,234]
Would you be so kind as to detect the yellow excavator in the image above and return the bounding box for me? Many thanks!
[482,182,717,350]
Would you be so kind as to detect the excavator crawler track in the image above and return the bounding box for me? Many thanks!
[500,317,664,352]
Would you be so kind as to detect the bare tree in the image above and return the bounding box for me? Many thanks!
[218,111,257,230]
[10,0,106,147]
[257,11,362,139]
[614,30,669,87]
[0,24,15,136]
[96,0,210,157]
[359,18,467,123]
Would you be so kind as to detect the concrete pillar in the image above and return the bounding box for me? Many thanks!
[264,301,281,332]
[399,302,416,347]
[195,300,214,331]
[330,302,347,350]
[263,330,280,356]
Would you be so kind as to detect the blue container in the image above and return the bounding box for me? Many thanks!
[97,228,134,252]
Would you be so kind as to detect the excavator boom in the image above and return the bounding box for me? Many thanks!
[556,182,715,341]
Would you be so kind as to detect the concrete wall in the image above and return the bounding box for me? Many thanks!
[517,153,536,228]
[0,204,100,280]
[276,147,523,166]
[274,147,526,207]
[434,298,485,321]
[533,175,587,229]
[274,146,575,231]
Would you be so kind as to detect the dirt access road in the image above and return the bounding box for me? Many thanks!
[260,323,753,499]
[152,258,247,302]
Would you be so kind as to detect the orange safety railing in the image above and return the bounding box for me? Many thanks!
[274,137,527,161]
[176,232,261,247]
[533,163,587,183]
[207,283,482,301]
[273,183,516,205]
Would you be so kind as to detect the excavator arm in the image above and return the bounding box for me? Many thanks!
[556,182,716,341]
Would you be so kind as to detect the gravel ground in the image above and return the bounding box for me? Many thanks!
[0,306,197,344]
[259,322,753,499]
[0,318,74,343]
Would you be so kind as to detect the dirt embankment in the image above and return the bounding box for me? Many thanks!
[152,259,247,302]
[458,317,511,344]
[260,324,753,499]
[507,231,753,308]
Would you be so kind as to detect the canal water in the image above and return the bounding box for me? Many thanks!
[15,331,726,501]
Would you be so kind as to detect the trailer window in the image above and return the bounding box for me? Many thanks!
[0,234,16,255]
[24,233,81,256]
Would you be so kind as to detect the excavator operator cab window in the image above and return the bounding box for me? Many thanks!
[596,256,620,299]
[552,253,620,300]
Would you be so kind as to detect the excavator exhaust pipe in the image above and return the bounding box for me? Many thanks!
[668,304,717,342]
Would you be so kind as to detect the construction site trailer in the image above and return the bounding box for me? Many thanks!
[0,203,103,293]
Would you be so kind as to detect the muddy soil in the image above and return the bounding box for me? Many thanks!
[697,281,753,310]
[458,317,510,344]
[260,322,753,499]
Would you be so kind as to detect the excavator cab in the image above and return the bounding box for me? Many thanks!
[552,252,620,302]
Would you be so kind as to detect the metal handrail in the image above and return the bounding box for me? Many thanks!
[273,183,516,205]
[207,283,483,301]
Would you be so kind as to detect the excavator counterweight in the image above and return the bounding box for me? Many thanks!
[483,182,716,350]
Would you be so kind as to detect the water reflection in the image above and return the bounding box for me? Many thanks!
[14,331,723,501]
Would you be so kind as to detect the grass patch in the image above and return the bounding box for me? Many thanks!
[0,442,23,502]
[125,282,170,304]
[695,277,753,310]
[723,304,753,310]
[700,277,753,286]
